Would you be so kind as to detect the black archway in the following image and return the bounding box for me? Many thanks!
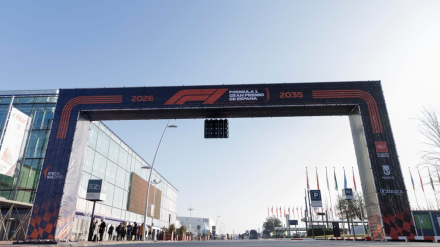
[26,81,415,240]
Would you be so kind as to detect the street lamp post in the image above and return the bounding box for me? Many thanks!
[188,205,194,237]
[215,215,220,240]
[142,120,177,241]
[150,179,161,240]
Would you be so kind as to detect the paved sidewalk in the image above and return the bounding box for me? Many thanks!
[0,240,163,247]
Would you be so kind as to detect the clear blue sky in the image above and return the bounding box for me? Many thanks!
[1,1,440,233]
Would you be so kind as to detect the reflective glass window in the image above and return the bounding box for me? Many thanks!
[105,161,117,185]
[79,172,91,198]
[116,167,125,189]
[15,104,33,116]
[92,153,107,179]
[84,147,94,173]
[124,172,130,190]
[118,149,128,171]
[114,186,123,209]
[96,130,110,157]
[88,124,99,150]
[0,105,9,131]
[18,97,35,104]
[32,105,45,130]
[122,190,128,210]
[26,131,39,158]
[35,131,49,158]
[41,104,55,129]
[105,183,114,207]
[0,97,12,104]
[108,139,119,164]
[47,97,57,103]
[35,97,47,103]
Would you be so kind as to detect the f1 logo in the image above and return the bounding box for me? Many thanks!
[375,141,388,153]
[165,89,228,105]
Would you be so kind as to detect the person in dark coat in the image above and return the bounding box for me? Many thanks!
[116,223,122,241]
[127,223,132,241]
[121,225,127,240]
[108,224,114,241]
[132,222,137,240]
[99,218,106,241]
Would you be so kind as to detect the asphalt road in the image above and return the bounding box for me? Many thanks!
[98,240,439,247]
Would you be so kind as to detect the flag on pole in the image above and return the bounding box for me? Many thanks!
[352,167,357,191]
[316,167,320,190]
[301,206,303,218]
[344,167,347,189]
[276,206,278,217]
[284,206,286,217]
[326,167,330,191]
[429,168,435,191]
[288,206,290,215]
[418,168,424,192]
[304,189,308,217]
[334,167,338,191]
[268,206,269,217]
[271,206,273,214]
[280,206,282,218]
[409,168,416,191]
[306,167,310,190]
[296,207,299,219]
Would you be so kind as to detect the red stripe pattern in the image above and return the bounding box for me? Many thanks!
[57,96,123,139]
[312,90,383,133]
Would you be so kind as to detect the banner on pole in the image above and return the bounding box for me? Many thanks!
[0,107,30,177]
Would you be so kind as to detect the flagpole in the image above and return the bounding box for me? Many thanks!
[429,167,440,210]
[304,189,308,229]
[418,167,430,210]
[353,167,366,235]
[333,167,339,222]
[326,167,333,221]
[306,167,313,234]
[409,167,420,209]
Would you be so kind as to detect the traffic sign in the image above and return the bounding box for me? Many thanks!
[310,190,322,207]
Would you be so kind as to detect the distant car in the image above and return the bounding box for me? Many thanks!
[249,230,258,239]
[221,235,227,240]
[262,230,271,238]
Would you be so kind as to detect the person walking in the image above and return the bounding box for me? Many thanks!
[127,223,132,241]
[99,218,106,241]
[108,224,114,241]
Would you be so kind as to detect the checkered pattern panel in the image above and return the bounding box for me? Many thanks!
[381,206,416,237]
[27,199,59,240]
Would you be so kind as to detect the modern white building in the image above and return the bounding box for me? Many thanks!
[177,216,215,235]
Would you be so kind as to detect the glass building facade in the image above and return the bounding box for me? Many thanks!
[73,121,178,240]
[0,90,58,204]
[0,90,178,241]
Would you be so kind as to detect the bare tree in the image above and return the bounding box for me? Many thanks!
[418,106,440,166]
[417,106,440,209]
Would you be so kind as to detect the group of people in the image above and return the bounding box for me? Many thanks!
[91,217,155,241]
[109,222,144,241]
